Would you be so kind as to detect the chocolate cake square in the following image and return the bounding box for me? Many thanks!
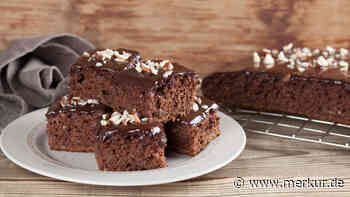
[69,48,200,122]
[95,110,167,171]
[166,97,220,156]
[46,96,108,152]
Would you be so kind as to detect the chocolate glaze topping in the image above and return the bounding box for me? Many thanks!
[179,98,218,126]
[71,48,140,73]
[110,61,197,91]
[46,98,106,117]
[71,48,198,92]
[97,122,167,146]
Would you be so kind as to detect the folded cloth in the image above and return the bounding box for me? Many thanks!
[0,34,95,131]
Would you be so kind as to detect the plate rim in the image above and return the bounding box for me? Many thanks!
[0,107,246,186]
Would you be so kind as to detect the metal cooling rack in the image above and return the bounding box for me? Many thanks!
[224,108,350,149]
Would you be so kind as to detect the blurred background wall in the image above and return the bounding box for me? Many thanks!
[1,0,350,75]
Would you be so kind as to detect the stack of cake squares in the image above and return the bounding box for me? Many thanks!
[46,48,221,171]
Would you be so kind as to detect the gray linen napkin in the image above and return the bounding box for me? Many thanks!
[0,34,95,131]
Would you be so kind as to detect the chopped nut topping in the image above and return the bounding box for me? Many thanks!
[262,48,271,54]
[263,54,275,69]
[135,62,142,72]
[135,60,175,78]
[96,49,131,62]
[272,49,279,56]
[150,65,159,75]
[192,97,216,112]
[192,103,199,112]
[82,52,90,57]
[60,96,99,107]
[101,110,143,126]
[151,127,161,135]
[340,48,348,59]
[287,62,295,69]
[194,96,202,105]
[339,61,349,72]
[326,46,336,55]
[160,60,174,71]
[277,51,288,63]
[201,105,209,109]
[302,48,312,56]
[114,51,132,62]
[102,114,109,120]
[131,113,141,123]
[300,62,309,68]
[317,56,328,67]
[322,51,329,58]
[327,57,335,65]
[100,120,108,126]
[297,66,306,73]
[253,44,350,73]
[253,52,261,68]
[283,43,293,52]
[313,49,320,55]
[339,61,348,67]
[90,49,132,67]
[162,71,173,78]
[96,49,114,60]
[141,64,152,72]
[100,110,150,126]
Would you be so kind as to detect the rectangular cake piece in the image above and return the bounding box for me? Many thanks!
[46,96,108,152]
[165,97,220,156]
[69,48,200,122]
[202,44,350,125]
[95,110,167,171]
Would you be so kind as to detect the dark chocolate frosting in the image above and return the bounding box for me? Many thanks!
[179,97,218,126]
[110,61,197,91]
[70,48,140,73]
[71,48,198,92]
[46,96,106,117]
[97,122,167,146]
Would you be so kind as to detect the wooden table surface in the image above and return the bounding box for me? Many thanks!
[2,0,350,196]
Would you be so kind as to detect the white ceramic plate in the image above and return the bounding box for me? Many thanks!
[0,108,246,186]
